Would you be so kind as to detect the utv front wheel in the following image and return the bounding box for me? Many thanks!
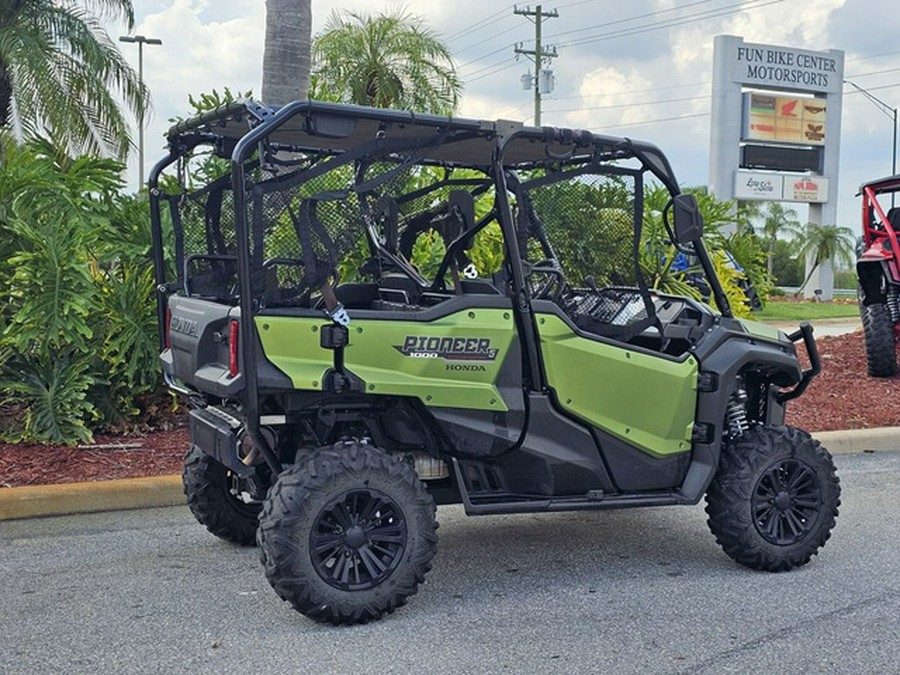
[182,446,262,545]
[257,440,437,625]
[861,302,897,377]
[706,426,840,572]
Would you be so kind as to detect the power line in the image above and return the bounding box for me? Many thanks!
[444,5,514,43]
[462,54,521,80]
[845,82,900,95]
[456,42,518,72]
[844,65,900,80]
[545,93,708,114]
[466,60,522,84]
[453,24,523,60]
[556,0,781,49]
[517,80,710,108]
[596,111,711,130]
[846,49,900,64]
[543,0,714,41]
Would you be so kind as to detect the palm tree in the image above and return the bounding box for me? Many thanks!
[758,202,801,277]
[795,223,856,295]
[311,7,461,114]
[261,0,311,105]
[0,0,149,159]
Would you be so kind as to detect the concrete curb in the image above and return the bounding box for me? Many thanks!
[812,427,900,455]
[0,428,896,522]
[0,475,184,522]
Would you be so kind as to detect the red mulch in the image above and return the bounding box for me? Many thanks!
[785,329,900,431]
[0,428,188,488]
[0,330,894,488]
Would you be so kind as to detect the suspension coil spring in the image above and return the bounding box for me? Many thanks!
[725,387,749,438]
[888,286,900,324]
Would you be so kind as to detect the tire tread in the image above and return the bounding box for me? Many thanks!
[706,425,840,572]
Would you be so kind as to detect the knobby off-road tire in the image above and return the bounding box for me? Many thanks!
[861,302,897,377]
[705,425,840,572]
[257,440,438,625]
[182,446,262,546]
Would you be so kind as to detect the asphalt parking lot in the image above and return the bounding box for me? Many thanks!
[1,450,898,674]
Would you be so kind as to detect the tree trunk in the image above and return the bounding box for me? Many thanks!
[796,263,819,297]
[261,0,311,106]
[0,60,11,128]
[767,233,776,277]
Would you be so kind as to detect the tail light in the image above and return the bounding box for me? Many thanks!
[165,308,172,350]
[229,319,239,377]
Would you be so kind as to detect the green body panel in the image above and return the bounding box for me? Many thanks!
[737,318,787,342]
[256,317,330,391]
[536,314,698,457]
[256,309,515,411]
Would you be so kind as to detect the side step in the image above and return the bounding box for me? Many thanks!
[451,458,683,515]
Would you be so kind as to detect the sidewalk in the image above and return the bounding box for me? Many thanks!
[1,426,896,521]
[763,316,861,338]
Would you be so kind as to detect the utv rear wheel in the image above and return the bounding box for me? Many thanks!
[183,446,262,546]
[257,440,437,625]
[861,302,897,377]
[705,425,840,572]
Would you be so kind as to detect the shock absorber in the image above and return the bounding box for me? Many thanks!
[887,286,900,324]
[725,386,749,438]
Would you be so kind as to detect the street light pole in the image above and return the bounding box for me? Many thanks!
[119,35,162,188]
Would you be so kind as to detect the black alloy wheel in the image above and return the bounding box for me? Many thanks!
[751,459,822,546]
[310,489,408,591]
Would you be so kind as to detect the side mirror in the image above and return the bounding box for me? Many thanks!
[672,194,704,244]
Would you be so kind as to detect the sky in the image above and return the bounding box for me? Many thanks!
[119,0,900,230]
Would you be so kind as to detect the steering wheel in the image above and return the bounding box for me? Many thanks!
[530,259,566,302]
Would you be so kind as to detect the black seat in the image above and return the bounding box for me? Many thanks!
[887,207,900,230]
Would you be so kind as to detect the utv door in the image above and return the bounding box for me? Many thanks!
[534,310,698,490]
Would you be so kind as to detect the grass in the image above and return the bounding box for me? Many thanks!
[754,299,860,321]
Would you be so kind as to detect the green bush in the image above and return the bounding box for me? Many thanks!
[0,135,162,444]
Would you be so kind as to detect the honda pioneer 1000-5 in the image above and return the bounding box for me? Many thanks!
[149,101,839,625]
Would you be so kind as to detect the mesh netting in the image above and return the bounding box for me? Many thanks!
[165,174,239,301]
[160,126,658,339]
[517,169,657,338]
[162,132,498,308]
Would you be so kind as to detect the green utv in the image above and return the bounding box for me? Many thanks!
[149,101,839,625]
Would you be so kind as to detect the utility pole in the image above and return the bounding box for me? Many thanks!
[514,5,558,126]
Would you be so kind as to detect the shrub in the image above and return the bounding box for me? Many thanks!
[0,136,162,443]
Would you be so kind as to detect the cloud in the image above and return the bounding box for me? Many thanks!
[118,0,897,232]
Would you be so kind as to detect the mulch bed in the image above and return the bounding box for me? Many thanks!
[0,429,188,488]
[0,330,894,488]
[785,330,899,431]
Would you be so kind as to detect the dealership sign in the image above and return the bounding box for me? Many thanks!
[734,171,829,203]
[729,41,842,95]
[742,93,827,145]
[783,175,829,203]
[734,171,783,200]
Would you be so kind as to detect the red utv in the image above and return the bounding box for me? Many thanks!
[857,175,900,376]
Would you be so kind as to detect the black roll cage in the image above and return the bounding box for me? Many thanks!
[149,99,728,471]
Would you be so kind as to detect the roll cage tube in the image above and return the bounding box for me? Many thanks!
[862,185,900,252]
[629,141,732,318]
[491,158,546,393]
[148,150,181,351]
[230,102,311,474]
